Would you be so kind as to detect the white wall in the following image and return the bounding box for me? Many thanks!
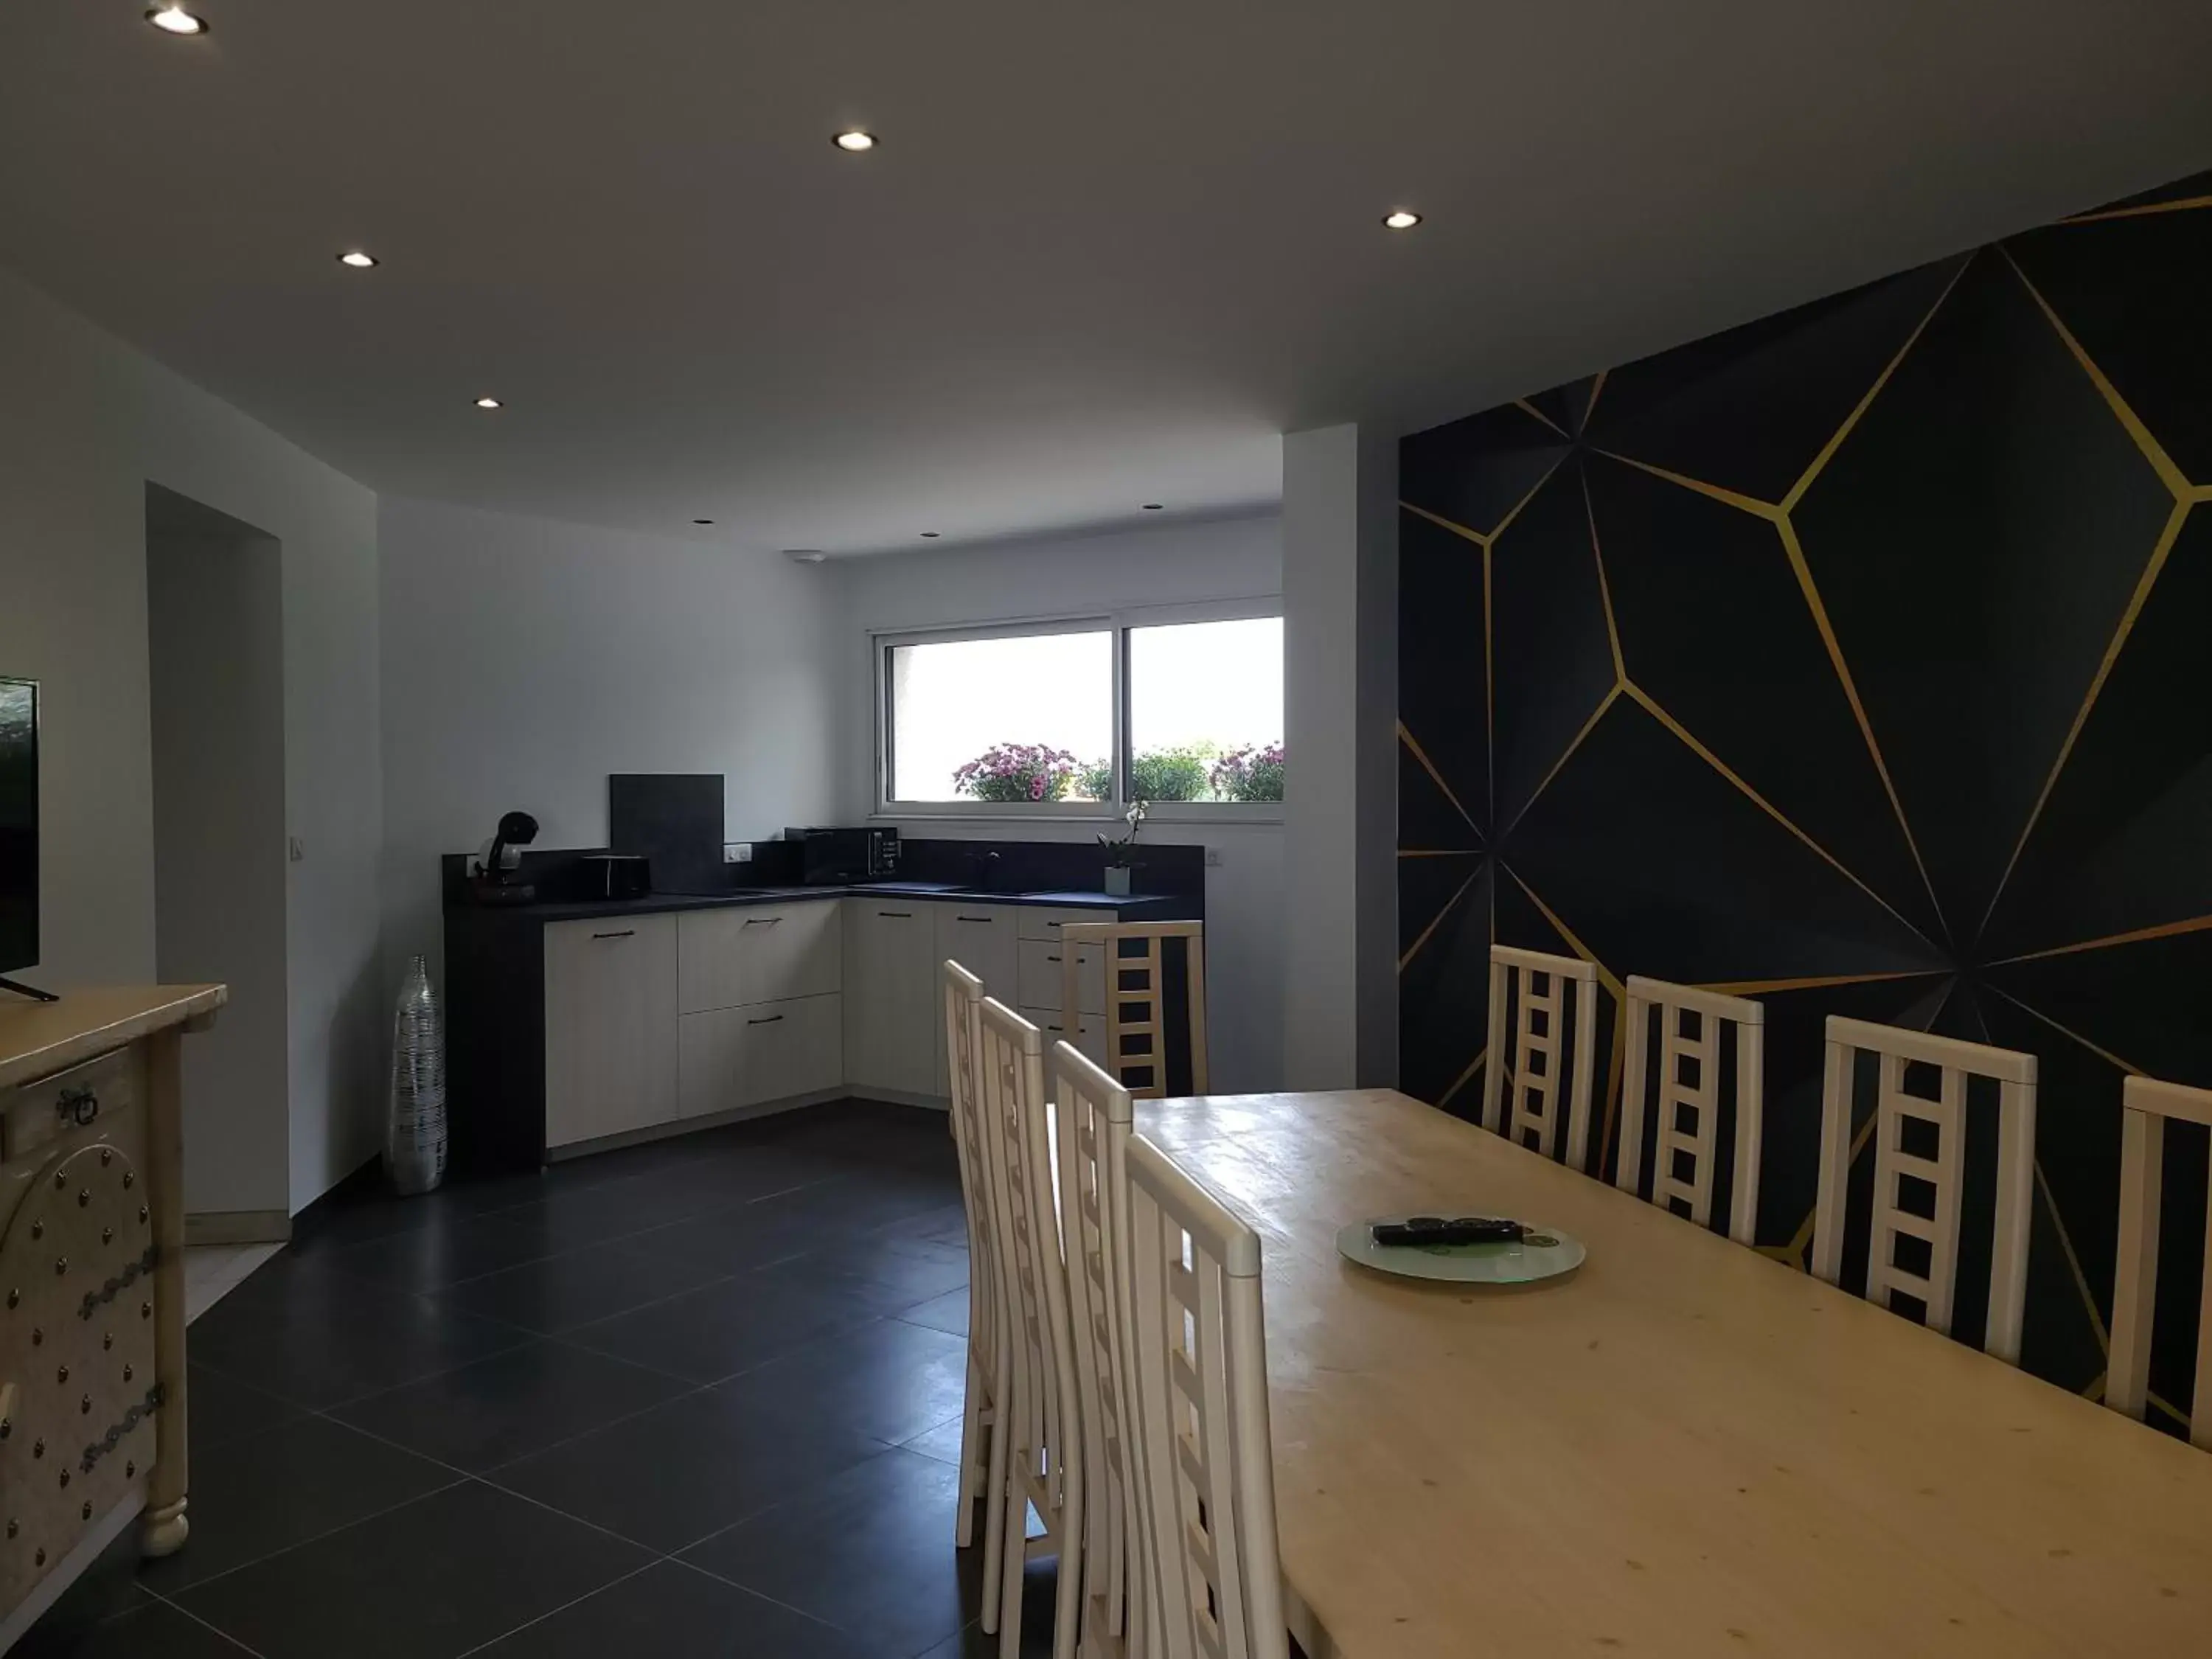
[0,264,385,1217]
[1281,424,1398,1091]
[377,497,846,986]
[833,513,1287,1093]
[148,499,291,1220]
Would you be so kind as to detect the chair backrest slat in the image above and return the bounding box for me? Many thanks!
[2107,1074,2212,1451]
[1062,920,1209,1099]
[1480,944,1600,1169]
[1052,1038,1142,1638]
[1121,1133,1286,1659]
[979,997,1082,1516]
[942,960,1000,1381]
[1811,1015,2037,1362]
[1617,975,1764,1243]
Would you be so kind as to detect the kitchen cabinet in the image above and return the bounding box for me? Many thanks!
[933,903,1020,1090]
[844,901,942,1096]
[680,992,844,1119]
[543,914,679,1150]
[678,902,840,1014]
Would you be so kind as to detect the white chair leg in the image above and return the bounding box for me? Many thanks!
[998,1479,1031,1659]
[981,1413,1010,1635]
[956,1360,986,1548]
[1052,1503,1085,1659]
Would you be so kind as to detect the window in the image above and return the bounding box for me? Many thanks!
[876,602,1283,813]
[1126,615,1284,802]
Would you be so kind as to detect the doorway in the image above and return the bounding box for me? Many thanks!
[145,484,290,1238]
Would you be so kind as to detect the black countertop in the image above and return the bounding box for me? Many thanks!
[466,881,1190,926]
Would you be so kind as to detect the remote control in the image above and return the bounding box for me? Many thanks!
[1371,1215,1526,1249]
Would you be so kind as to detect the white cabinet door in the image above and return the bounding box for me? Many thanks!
[1018,937,1105,1016]
[738,993,844,1105]
[1017,905,1117,944]
[934,903,1020,1093]
[678,900,841,1014]
[681,993,844,1119]
[843,902,940,1096]
[1020,1004,1109,1070]
[543,914,679,1150]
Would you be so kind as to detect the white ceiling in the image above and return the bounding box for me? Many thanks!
[4,1,2210,556]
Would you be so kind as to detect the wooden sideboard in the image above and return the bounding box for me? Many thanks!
[0,986,224,1649]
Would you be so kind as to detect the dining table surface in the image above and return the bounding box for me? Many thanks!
[1131,1088,2212,1659]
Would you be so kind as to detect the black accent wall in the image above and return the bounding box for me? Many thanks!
[1397,167,2212,1416]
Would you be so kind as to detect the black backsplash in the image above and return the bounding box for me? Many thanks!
[442,835,1204,906]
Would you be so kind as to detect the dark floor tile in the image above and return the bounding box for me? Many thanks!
[185,1361,305,1450]
[15,1529,154,1646]
[900,1415,968,1468]
[431,1242,728,1335]
[188,1269,529,1410]
[138,1414,457,1593]
[467,1559,874,1658]
[331,1340,690,1472]
[291,1212,559,1292]
[754,1234,970,1315]
[710,1317,970,1445]
[877,1200,976,1251]
[913,1562,1064,1658]
[14,1598,250,1658]
[563,1273,879,1385]
[173,1481,649,1659]
[490,1383,887,1552]
[896,1286,973,1337]
[681,1448,982,1655]
[481,1147,838,1253]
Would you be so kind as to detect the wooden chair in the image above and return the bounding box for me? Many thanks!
[1616,975,1764,1245]
[1480,944,1600,1169]
[1051,1039,1147,1658]
[979,998,1085,1659]
[943,961,1013,1620]
[1812,1015,2037,1363]
[2107,1074,2212,1449]
[1119,1130,1287,1659]
[1060,921,1208,1100]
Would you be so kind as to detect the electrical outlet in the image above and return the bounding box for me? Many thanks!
[724,842,752,864]
[1204,847,1223,868]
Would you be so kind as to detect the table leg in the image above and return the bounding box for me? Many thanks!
[139,1029,189,1558]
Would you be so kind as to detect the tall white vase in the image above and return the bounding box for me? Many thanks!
[386,954,448,1194]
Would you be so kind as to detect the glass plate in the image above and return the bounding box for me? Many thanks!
[1335,1217,1587,1284]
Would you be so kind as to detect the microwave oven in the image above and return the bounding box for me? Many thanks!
[787,826,900,884]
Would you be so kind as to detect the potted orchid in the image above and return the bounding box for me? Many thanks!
[1097,799,1148,896]
[953,742,1081,803]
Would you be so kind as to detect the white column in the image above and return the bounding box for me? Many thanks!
[1281,423,1397,1090]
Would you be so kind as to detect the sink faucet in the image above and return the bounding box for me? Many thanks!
[974,849,1002,891]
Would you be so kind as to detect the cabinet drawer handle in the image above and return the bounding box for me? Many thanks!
[877,910,914,919]
[1046,953,1060,963]
[592,929,636,940]
[955,915,993,924]
[742,917,782,927]
[747,1014,785,1026]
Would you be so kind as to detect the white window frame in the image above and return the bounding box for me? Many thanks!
[871,597,1284,821]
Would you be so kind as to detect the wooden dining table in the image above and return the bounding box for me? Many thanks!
[1133,1089,2212,1659]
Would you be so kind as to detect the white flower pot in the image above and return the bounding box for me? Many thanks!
[1103,866,1133,897]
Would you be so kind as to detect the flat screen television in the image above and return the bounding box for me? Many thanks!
[0,678,36,976]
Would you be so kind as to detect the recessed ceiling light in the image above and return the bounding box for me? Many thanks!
[1141,503,1165,511]
[832,130,877,153]
[919,531,940,538]
[474,396,502,410]
[145,7,209,35]
[785,549,829,564]
[1382,209,1422,231]
[337,250,378,269]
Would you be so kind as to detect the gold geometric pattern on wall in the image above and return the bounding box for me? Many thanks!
[1398,172,2212,1419]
